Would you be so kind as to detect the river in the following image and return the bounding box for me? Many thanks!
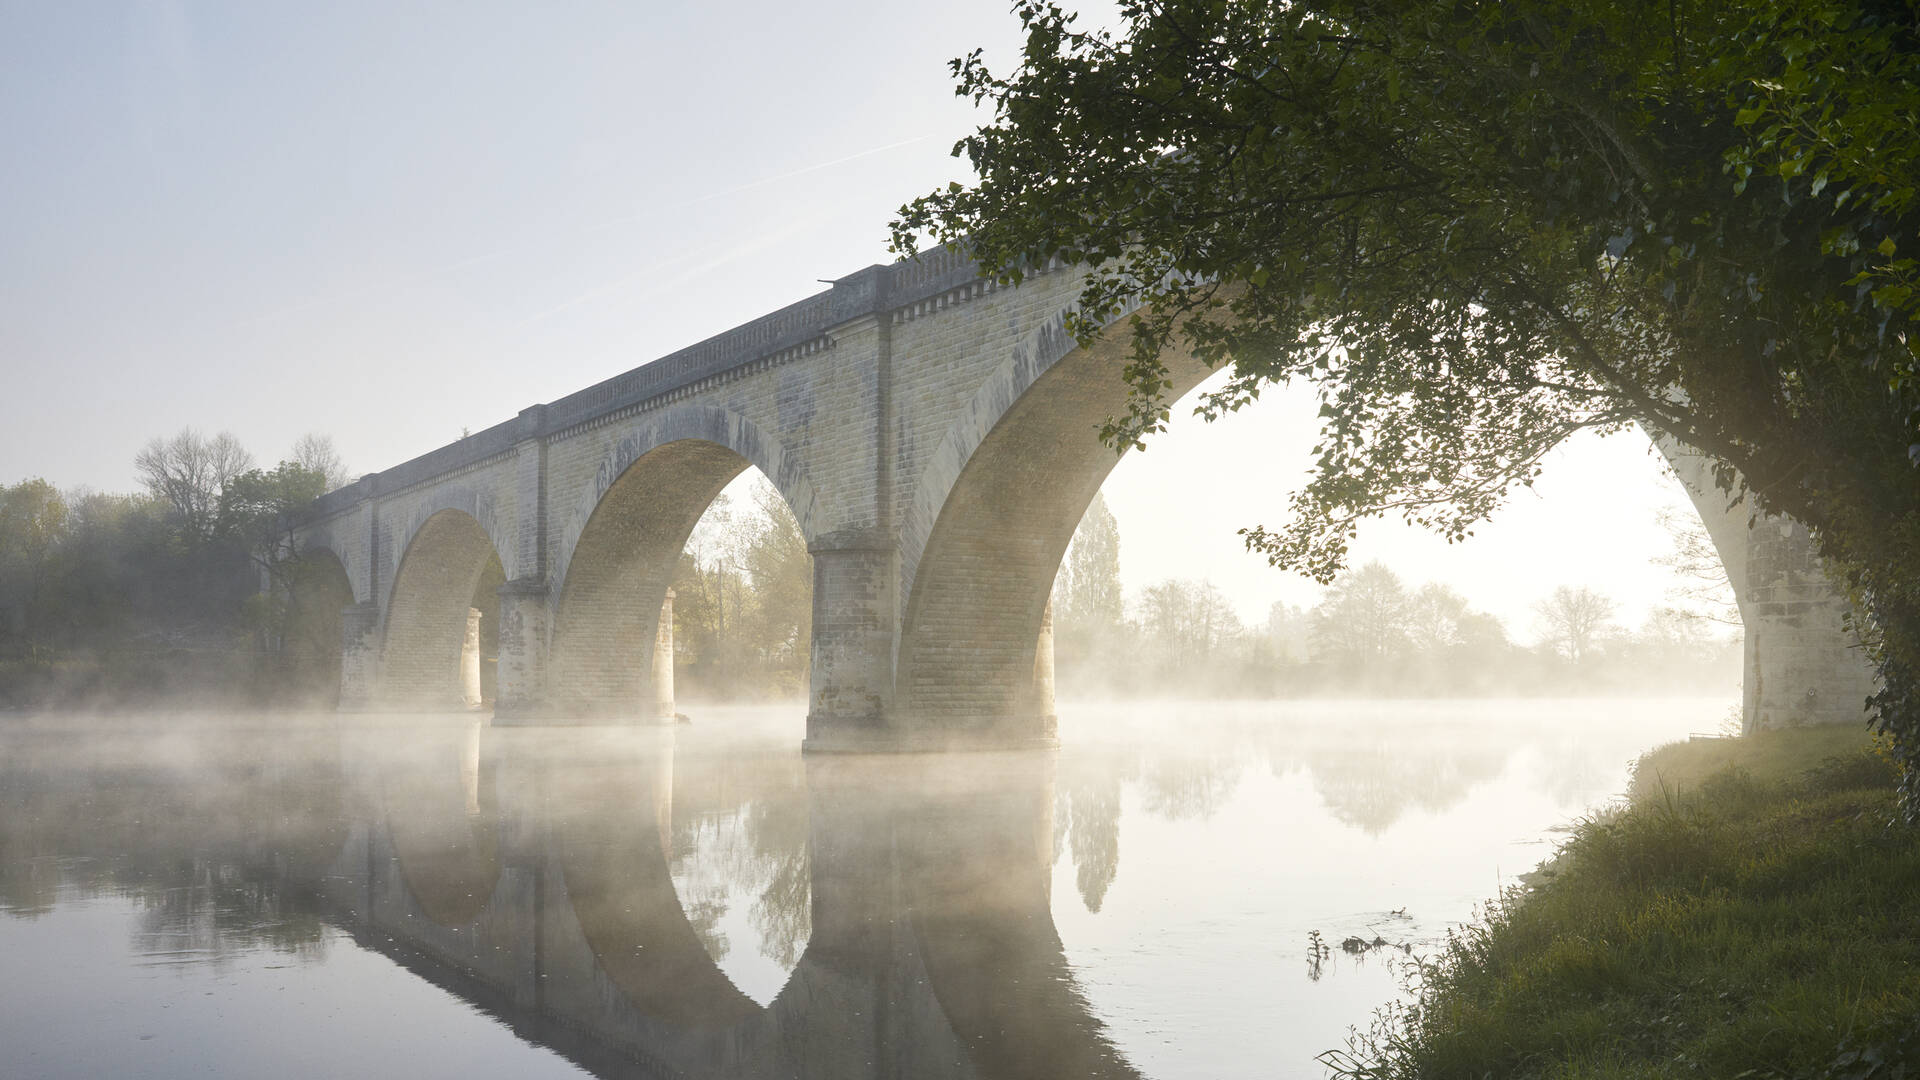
[0,697,1723,1079]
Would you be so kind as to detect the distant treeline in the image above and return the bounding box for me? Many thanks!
[1050,494,1742,699]
[0,446,814,710]
[0,430,349,710]
[667,476,812,703]
[2,439,1737,710]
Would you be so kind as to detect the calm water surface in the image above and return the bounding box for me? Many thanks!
[0,697,1725,1079]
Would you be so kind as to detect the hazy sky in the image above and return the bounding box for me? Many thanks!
[0,1,1714,641]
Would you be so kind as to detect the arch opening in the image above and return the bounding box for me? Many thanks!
[550,440,813,719]
[381,509,506,710]
[896,317,1791,737]
[284,548,354,707]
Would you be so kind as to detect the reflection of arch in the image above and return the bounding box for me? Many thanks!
[380,726,501,928]
[813,752,1139,1080]
[382,509,506,707]
[326,730,1136,1075]
[548,412,815,717]
[548,737,763,1029]
[894,315,1210,734]
[286,547,355,704]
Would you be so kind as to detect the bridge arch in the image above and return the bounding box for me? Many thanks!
[547,407,817,718]
[892,303,1788,742]
[894,311,1211,739]
[381,508,508,709]
[285,546,356,705]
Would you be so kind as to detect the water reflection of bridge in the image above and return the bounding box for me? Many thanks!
[328,724,1136,1080]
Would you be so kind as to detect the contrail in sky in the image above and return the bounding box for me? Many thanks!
[229,133,939,333]
[511,217,816,330]
[686,134,936,205]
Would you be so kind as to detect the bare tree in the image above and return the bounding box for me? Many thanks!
[1405,582,1473,654]
[290,433,351,491]
[1138,578,1240,663]
[1533,585,1617,664]
[133,429,254,541]
[1652,507,1740,627]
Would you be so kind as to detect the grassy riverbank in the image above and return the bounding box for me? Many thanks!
[1325,725,1920,1079]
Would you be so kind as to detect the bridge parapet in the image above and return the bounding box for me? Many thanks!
[300,249,992,526]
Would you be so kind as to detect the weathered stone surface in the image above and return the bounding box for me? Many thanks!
[293,253,1875,744]
[1664,445,1877,731]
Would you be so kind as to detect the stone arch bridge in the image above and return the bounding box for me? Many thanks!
[291,248,1873,746]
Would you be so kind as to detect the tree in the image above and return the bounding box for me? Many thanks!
[672,478,814,700]
[740,478,812,695]
[1405,583,1474,655]
[290,433,351,492]
[220,461,332,651]
[1138,578,1240,665]
[134,429,254,543]
[1653,507,1741,627]
[1060,492,1124,630]
[1265,600,1310,663]
[1310,561,1410,667]
[896,0,1920,812]
[1054,492,1128,682]
[40,490,153,648]
[1534,585,1617,665]
[0,480,70,660]
[674,491,748,696]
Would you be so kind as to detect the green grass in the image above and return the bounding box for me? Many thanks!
[1325,725,1920,1080]
[1625,726,1883,804]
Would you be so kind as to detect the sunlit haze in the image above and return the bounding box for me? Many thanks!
[5,7,1898,1080]
[0,4,1703,645]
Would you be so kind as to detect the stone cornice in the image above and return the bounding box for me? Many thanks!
[299,246,996,524]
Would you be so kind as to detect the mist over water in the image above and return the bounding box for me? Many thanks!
[0,698,1720,1079]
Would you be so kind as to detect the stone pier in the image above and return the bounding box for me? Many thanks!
[653,589,676,722]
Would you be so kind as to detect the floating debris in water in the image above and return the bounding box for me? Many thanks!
[1339,934,1413,955]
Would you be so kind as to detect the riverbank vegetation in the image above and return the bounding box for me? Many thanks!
[0,431,347,710]
[1051,494,1739,700]
[4,445,1734,709]
[667,475,814,703]
[1323,726,1920,1078]
[0,447,817,710]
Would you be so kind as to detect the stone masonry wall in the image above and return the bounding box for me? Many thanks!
[1743,517,1878,730]
[1663,441,1877,731]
